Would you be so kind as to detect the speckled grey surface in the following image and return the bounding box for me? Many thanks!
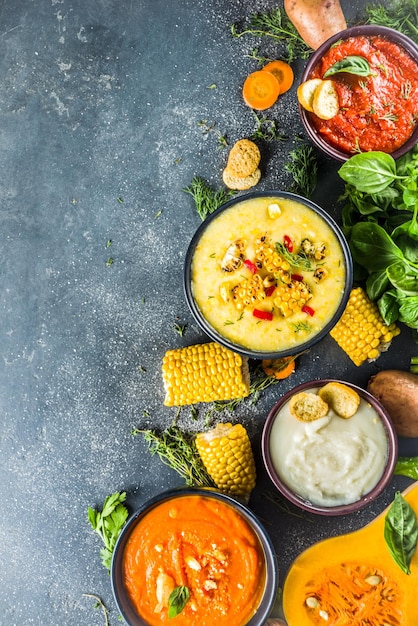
[0,0,417,624]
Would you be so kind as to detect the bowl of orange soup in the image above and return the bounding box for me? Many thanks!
[184,191,352,359]
[111,488,278,626]
[299,25,418,161]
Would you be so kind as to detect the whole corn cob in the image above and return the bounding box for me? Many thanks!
[195,422,256,501]
[330,287,401,366]
[162,342,250,406]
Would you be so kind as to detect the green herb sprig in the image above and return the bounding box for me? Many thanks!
[133,425,216,488]
[87,492,129,571]
[365,0,418,44]
[395,456,418,480]
[285,144,318,197]
[231,8,311,63]
[183,177,235,221]
[384,491,418,575]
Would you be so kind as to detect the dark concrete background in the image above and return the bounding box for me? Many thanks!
[0,1,416,624]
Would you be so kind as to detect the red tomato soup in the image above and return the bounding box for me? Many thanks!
[122,495,266,625]
[310,35,418,154]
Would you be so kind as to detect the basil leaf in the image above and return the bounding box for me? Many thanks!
[350,222,404,272]
[323,55,373,77]
[366,270,390,300]
[338,152,400,194]
[168,586,190,618]
[395,457,418,480]
[386,262,418,295]
[398,294,418,326]
[384,491,418,575]
[377,291,399,325]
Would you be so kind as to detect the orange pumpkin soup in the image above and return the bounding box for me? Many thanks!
[122,494,266,625]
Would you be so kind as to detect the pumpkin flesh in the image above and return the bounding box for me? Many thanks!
[283,481,418,625]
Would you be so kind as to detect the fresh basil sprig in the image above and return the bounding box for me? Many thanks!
[338,152,407,194]
[168,586,190,618]
[384,491,418,575]
[323,55,373,78]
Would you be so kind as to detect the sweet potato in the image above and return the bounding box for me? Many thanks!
[284,0,347,50]
[367,370,418,438]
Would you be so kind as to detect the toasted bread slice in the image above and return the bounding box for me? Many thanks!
[222,167,261,190]
[318,382,361,419]
[312,80,339,120]
[289,391,329,422]
[297,78,323,112]
[226,139,261,178]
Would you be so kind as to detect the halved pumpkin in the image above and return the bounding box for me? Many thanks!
[283,481,418,625]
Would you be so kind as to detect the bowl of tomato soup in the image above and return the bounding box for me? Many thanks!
[184,191,352,359]
[111,488,278,626]
[299,26,418,161]
[261,380,398,516]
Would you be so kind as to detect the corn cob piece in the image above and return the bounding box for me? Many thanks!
[162,342,250,407]
[330,287,401,366]
[195,422,256,499]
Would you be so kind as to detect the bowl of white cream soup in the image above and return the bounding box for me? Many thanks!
[261,379,398,515]
[184,191,352,359]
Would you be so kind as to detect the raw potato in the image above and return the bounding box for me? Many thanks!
[367,370,418,438]
[284,0,347,50]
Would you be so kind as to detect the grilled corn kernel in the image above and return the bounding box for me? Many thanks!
[273,279,311,317]
[195,422,256,499]
[162,342,250,406]
[330,287,400,366]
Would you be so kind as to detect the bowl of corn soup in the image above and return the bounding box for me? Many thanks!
[261,379,398,516]
[111,488,278,626]
[184,191,353,359]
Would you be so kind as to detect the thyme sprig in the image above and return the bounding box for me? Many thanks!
[251,110,287,143]
[231,8,312,63]
[183,177,235,221]
[133,425,216,487]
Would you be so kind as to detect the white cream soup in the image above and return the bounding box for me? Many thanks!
[269,389,388,507]
[191,196,346,352]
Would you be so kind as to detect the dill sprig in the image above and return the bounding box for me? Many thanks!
[275,241,313,271]
[183,177,235,221]
[134,425,216,487]
[231,8,312,63]
[285,144,319,198]
[365,1,418,44]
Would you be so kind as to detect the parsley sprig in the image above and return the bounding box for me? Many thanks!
[87,492,129,571]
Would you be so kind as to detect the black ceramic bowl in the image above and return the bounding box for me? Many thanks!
[111,488,278,626]
[184,191,353,360]
[299,25,418,162]
[261,380,398,516]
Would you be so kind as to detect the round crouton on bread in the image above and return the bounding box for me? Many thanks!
[318,382,360,419]
[225,139,261,178]
[312,79,339,120]
[289,391,329,422]
[222,167,261,190]
[297,78,323,112]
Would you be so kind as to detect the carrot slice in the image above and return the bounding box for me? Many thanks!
[242,70,280,110]
[262,60,294,95]
[262,357,295,380]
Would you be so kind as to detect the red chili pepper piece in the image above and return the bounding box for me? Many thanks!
[283,235,293,252]
[244,259,258,274]
[253,309,273,321]
[265,285,276,297]
[302,305,315,316]
[291,273,303,282]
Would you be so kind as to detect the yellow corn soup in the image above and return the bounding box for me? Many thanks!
[191,196,346,353]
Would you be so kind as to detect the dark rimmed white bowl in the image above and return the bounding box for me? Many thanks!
[184,191,353,360]
[261,379,398,516]
[111,488,279,626]
[299,25,418,162]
